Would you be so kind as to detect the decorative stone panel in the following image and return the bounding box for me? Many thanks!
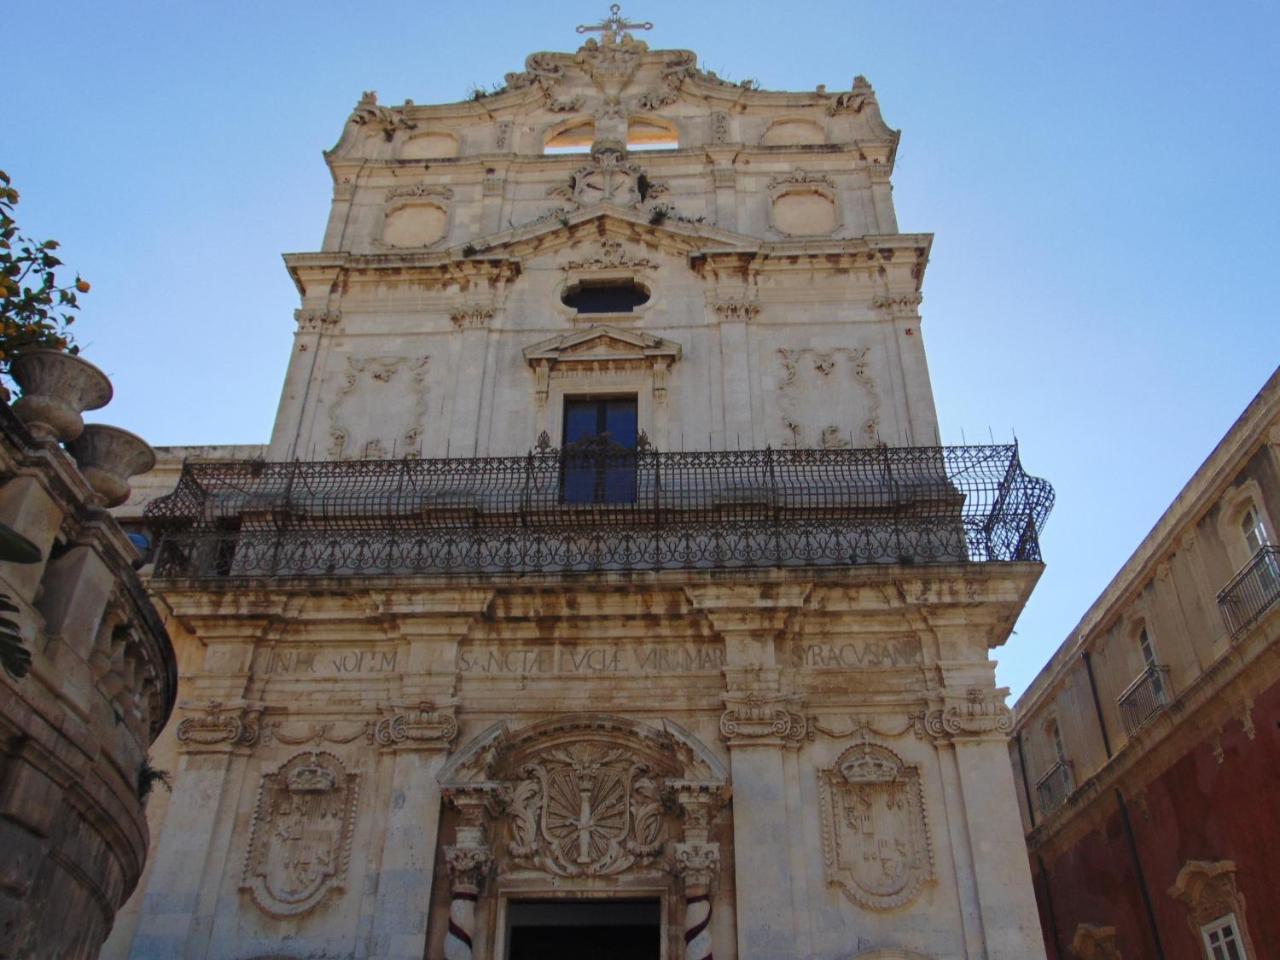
[818,740,933,910]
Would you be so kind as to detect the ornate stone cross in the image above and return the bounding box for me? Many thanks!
[577,4,653,45]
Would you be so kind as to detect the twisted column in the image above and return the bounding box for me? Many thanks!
[672,781,727,960]
[676,842,719,960]
[443,845,490,960]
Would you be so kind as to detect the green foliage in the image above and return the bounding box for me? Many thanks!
[137,757,172,803]
[0,169,85,398]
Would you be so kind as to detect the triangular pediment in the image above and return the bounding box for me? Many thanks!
[465,205,759,265]
[524,324,681,365]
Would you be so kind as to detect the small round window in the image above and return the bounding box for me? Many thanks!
[562,279,650,314]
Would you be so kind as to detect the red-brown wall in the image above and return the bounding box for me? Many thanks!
[1032,677,1280,958]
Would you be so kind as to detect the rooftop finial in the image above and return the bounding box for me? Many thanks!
[576,4,653,45]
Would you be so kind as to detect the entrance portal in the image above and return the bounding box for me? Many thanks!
[506,899,661,960]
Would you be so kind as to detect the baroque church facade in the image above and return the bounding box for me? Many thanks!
[107,11,1054,960]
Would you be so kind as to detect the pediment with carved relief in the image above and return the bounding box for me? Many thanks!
[524,325,681,367]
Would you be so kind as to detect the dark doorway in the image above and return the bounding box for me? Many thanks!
[561,395,638,504]
[506,899,660,960]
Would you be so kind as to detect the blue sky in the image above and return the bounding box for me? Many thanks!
[7,1,1278,696]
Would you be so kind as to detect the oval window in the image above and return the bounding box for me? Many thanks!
[562,279,650,314]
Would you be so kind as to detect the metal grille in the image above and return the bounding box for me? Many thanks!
[1035,759,1074,816]
[1117,664,1171,737]
[1218,546,1280,638]
[144,443,1053,579]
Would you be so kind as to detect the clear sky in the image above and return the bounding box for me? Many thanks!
[7,1,1278,697]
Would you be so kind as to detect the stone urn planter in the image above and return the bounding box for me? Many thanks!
[65,424,156,508]
[10,349,113,442]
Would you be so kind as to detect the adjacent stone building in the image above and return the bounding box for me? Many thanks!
[1009,367,1280,960]
[0,381,176,958]
[108,12,1055,960]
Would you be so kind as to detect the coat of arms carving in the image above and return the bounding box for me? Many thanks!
[242,751,359,918]
[817,741,932,910]
[505,742,665,877]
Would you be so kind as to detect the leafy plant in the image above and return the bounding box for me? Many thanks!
[648,206,668,226]
[0,170,86,399]
[137,757,172,803]
[461,242,479,257]
[637,174,652,202]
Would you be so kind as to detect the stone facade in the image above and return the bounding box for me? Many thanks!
[1009,369,1280,959]
[0,403,175,959]
[107,14,1051,960]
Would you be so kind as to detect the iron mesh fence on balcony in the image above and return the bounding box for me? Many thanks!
[1218,546,1280,638]
[1035,759,1074,816]
[1117,664,1171,737]
[144,443,1053,579]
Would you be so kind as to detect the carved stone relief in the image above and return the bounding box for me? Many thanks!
[294,308,342,333]
[385,183,454,202]
[561,238,658,273]
[349,90,415,141]
[176,699,262,749]
[439,715,726,884]
[241,752,359,918]
[1071,924,1121,960]
[1169,860,1250,934]
[817,740,933,910]
[775,347,880,447]
[914,688,1013,742]
[547,151,667,210]
[326,355,430,459]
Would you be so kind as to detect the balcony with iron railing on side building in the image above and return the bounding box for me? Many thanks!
[1035,758,1075,816]
[141,439,1054,580]
[1218,545,1280,639]
[1117,664,1172,738]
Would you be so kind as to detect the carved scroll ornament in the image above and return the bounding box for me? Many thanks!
[915,688,1013,741]
[176,700,262,749]
[242,752,359,918]
[818,740,933,910]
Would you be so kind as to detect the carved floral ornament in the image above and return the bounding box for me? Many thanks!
[241,751,359,918]
[438,715,728,886]
[818,740,934,911]
[349,90,415,141]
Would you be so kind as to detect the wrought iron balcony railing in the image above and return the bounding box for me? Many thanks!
[1035,759,1074,816]
[1117,664,1171,737]
[1218,546,1280,638]
[143,443,1053,580]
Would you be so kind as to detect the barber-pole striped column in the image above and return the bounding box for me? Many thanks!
[443,845,491,960]
[684,888,714,960]
[675,841,720,960]
[444,887,478,960]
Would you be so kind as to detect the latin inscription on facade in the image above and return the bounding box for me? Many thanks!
[790,636,922,669]
[258,647,400,676]
[457,642,724,676]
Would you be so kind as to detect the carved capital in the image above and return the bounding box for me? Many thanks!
[915,687,1012,742]
[668,781,728,844]
[720,691,806,746]
[873,293,923,317]
[176,699,262,750]
[673,841,721,891]
[294,308,342,333]
[370,702,459,750]
[445,844,493,894]
[450,305,496,329]
[712,299,760,323]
